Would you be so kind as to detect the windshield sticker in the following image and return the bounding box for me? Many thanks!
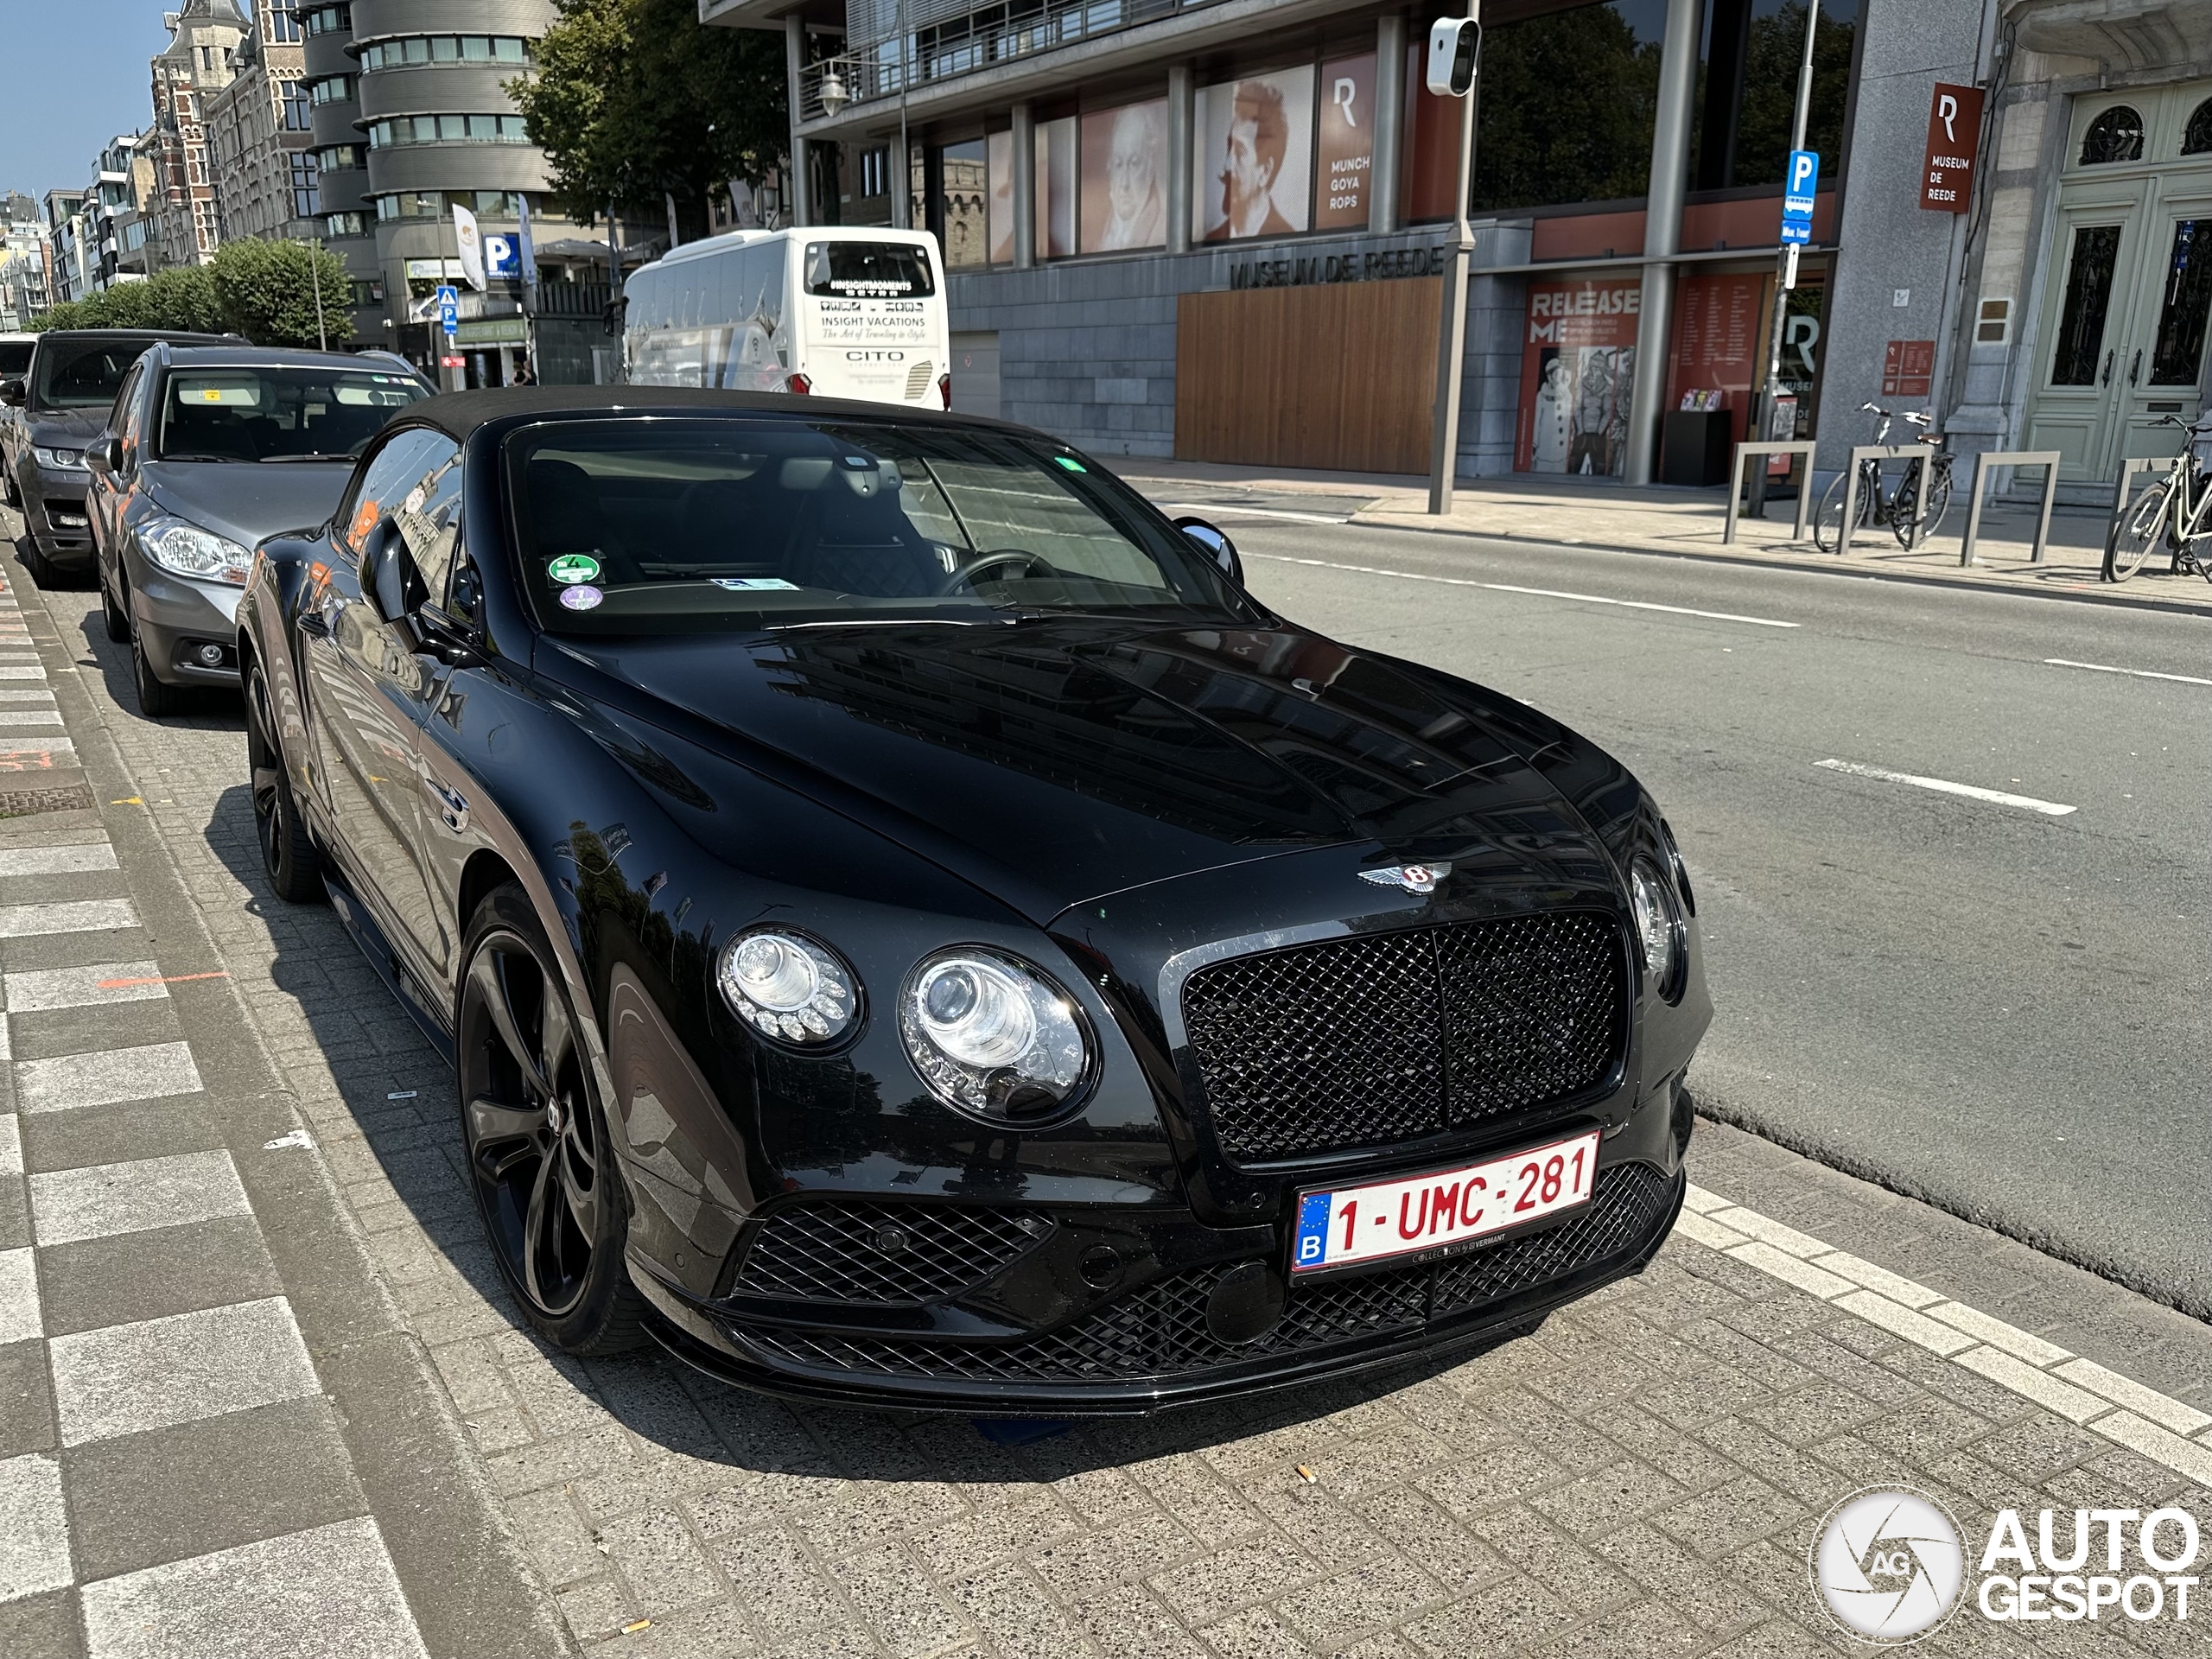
[559,584,604,612]
[1054,455,1088,473]
[547,554,601,585]
[712,577,800,591]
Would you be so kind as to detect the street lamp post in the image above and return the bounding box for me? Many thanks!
[1751,3,1820,517]
[1427,3,1481,517]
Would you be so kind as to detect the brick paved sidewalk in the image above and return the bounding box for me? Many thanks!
[10,528,2212,1658]
[1127,461,2212,616]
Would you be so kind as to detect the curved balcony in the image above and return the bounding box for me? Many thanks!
[365,143,550,199]
[357,65,530,122]
[350,0,554,44]
[302,29,358,79]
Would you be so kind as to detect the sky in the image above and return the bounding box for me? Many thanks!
[0,0,203,203]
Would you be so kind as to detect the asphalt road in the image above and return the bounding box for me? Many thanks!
[1149,501,2212,1317]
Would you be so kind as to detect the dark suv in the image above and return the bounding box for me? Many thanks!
[2,329,234,584]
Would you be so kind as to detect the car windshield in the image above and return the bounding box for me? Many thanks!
[156,365,430,462]
[507,418,1255,634]
[32,338,162,410]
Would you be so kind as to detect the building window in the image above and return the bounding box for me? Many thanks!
[859,146,890,197]
[290,153,321,219]
[2183,99,2212,157]
[375,190,530,221]
[356,35,533,72]
[280,79,311,131]
[325,210,368,236]
[194,199,219,252]
[302,4,351,35]
[315,143,365,171]
[265,3,303,44]
[366,114,531,149]
[2080,105,2145,165]
[308,74,355,106]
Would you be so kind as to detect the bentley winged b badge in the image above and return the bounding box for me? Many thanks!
[1360,861,1452,894]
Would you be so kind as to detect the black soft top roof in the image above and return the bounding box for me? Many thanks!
[406,385,1026,442]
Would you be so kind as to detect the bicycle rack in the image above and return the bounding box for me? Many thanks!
[1721,441,1815,545]
[1836,445,1936,553]
[2102,456,2171,582]
[1957,450,2061,567]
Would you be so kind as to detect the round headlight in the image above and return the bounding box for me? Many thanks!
[899,949,1092,1120]
[717,930,858,1046]
[1629,857,1681,995]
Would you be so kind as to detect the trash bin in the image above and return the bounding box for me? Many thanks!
[1662,410,1733,488]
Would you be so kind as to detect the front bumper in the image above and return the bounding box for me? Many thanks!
[25,474,90,564]
[127,551,245,687]
[638,1155,1684,1414]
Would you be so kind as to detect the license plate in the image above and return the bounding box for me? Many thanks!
[1289,1129,1601,1276]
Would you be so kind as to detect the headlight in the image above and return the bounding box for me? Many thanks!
[1629,857,1682,997]
[32,446,85,472]
[717,929,858,1046]
[899,949,1092,1120]
[138,516,255,586]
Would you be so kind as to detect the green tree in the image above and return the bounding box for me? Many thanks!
[1475,6,1662,213]
[32,264,223,333]
[208,238,355,347]
[510,0,787,242]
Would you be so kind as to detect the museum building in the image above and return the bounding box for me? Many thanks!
[702,0,2212,499]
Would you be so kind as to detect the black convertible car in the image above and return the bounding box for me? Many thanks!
[238,386,1709,1413]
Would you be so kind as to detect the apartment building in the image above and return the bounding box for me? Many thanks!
[147,0,249,268]
[206,1,319,243]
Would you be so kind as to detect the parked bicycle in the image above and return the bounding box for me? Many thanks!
[1813,403,1955,554]
[2104,413,2212,583]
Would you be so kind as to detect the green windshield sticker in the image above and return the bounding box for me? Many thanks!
[1053,455,1087,473]
[547,554,601,585]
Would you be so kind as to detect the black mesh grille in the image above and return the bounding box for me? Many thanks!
[733,1202,1047,1305]
[734,1163,1672,1384]
[1182,912,1626,1165]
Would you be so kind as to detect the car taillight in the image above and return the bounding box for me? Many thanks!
[786,372,812,395]
[938,373,952,410]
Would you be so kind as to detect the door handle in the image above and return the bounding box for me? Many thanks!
[2101,349,2114,385]
[2129,348,2143,385]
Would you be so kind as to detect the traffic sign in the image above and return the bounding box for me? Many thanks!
[435,282,460,337]
[1781,149,1818,246]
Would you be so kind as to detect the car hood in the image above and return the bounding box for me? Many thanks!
[143,459,351,546]
[552,619,1619,925]
[25,410,107,448]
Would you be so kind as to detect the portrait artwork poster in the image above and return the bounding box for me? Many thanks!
[1193,68,1315,244]
[1516,278,1643,475]
[1313,54,1376,232]
[987,130,1014,264]
[1081,99,1170,252]
[1036,115,1077,259]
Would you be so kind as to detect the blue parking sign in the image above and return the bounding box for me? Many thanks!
[1781,149,1819,246]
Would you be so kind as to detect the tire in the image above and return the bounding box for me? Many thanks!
[2106,480,2173,582]
[1813,469,1873,555]
[2,465,17,509]
[1891,459,1954,550]
[245,663,324,904]
[19,537,52,589]
[100,569,130,644]
[130,628,187,718]
[459,883,647,1356]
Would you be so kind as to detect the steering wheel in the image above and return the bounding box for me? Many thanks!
[937,547,1057,595]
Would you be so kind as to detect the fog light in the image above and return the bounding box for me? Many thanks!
[196,644,226,668]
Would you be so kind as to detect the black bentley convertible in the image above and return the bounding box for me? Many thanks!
[237,386,1709,1412]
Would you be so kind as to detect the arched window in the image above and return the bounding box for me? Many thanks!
[2080,105,2145,164]
[2183,99,2212,156]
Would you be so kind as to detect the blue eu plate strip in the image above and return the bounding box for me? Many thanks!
[1293,1190,1334,1270]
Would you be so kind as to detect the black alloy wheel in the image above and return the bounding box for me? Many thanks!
[130,626,185,717]
[100,567,129,643]
[245,664,323,904]
[459,884,645,1354]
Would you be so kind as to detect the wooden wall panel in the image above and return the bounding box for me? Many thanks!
[1174,278,1441,474]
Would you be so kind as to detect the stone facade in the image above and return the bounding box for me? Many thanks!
[146,0,247,269]
[206,2,314,245]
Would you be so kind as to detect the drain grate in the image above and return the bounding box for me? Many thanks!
[0,784,95,817]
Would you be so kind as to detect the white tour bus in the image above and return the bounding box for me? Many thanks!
[623,226,951,409]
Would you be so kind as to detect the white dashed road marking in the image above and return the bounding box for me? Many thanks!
[1814,757,2077,817]
[1675,1186,2212,1486]
[1155,500,1355,525]
[2045,657,2212,688]
[1248,551,1802,628]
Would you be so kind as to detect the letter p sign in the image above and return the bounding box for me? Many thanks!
[1789,150,1820,196]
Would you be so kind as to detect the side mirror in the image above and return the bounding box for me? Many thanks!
[359,519,410,624]
[84,436,123,476]
[0,379,23,409]
[1173,516,1242,586]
